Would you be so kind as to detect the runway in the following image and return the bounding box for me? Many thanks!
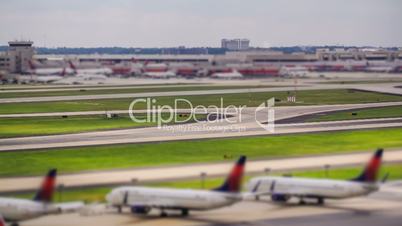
[1,102,401,152]
[1,149,401,193]
[21,182,402,226]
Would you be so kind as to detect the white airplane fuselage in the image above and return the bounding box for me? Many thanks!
[0,197,59,222]
[144,71,176,78]
[75,73,107,80]
[76,68,112,75]
[211,71,243,79]
[107,186,241,211]
[247,176,379,200]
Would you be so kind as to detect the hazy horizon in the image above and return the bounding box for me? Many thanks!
[1,0,401,48]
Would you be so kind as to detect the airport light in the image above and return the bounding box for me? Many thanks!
[58,184,65,202]
[324,164,331,178]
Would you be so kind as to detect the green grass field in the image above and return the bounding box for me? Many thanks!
[7,163,401,203]
[0,127,401,177]
[1,89,401,114]
[308,105,402,122]
[0,113,206,138]
[0,85,276,98]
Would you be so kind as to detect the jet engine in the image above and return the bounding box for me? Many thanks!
[131,206,151,214]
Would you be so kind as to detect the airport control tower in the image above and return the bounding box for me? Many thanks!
[7,40,34,73]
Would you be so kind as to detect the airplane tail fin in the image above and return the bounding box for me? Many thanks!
[61,67,67,77]
[68,61,77,74]
[213,156,246,193]
[28,60,36,70]
[33,169,57,203]
[352,149,383,183]
[0,214,5,226]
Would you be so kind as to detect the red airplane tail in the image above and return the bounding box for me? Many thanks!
[352,149,383,183]
[28,60,36,70]
[0,214,5,226]
[33,169,57,203]
[214,156,247,193]
[60,67,67,77]
[68,61,78,74]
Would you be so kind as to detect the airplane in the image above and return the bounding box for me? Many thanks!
[22,61,70,83]
[246,149,384,205]
[279,66,309,77]
[141,62,177,79]
[210,70,243,79]
[68,61,110,79]
[106,155,247,217]
[365,66,394,73]
[19,70,67,84]
[0,169,84,226]
[27,60,73,76]
[143,71,177,79]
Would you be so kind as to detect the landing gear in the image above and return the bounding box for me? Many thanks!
[317,198,325,205]
[181,209,189,216]
[299,198,306,205]
[160,209,168,217]
[11,223,19,226]
[117,206,123,213]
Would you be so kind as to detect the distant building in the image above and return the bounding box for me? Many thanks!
[0,52,10,72]
[221,39,250,51]
[316,48,401,61]
[0,41,34,73]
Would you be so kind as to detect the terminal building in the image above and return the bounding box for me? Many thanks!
[316,48,401,61]
[1,39,402,75]
[34,49,402,67]
[0,41,34,73]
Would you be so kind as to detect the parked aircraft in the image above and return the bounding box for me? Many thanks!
[144,71,176,79]
[68,61,110,79]
[106,156,247,216]
[210,70,243,79]
[23,61,70,83]
[27,60,73,76]
[247,149,384,205]
[0,169,84,226]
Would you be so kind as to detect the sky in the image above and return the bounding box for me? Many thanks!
[0,0,401,48]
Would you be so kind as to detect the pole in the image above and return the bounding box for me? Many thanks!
[200,172,207,189]
[58,184,64,202]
